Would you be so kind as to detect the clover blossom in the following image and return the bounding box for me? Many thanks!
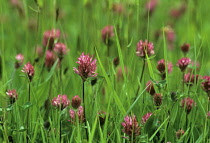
[6,89,18,104]
[73,53,97,81]
[71,95,81,109]
[21,62,34,82]
[146,81,156,96]
[52,95,70,110]
[136,40,154,58]
[176,57,191,72]
[141,112,153,125]
[180,97,196,114]
[121,115,140,138]
[15,54,24,69]
[69,106,84,123]
[43,29,60,49]
[101,25,114,43]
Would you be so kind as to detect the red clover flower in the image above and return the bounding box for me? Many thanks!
[176,57,191,72]
[73,53,97,81]
[201,76,210,97]
[157,59,173,74]
[98,111,107,126]
[141,112,153,125]
[112,3,124,14]
[69,106,84,123]
[180,97,196,114]
[43,29,60,49]
[154,93,162,107]
[136,40,154,58]
[45,50,56,69]
[145,0,158,14]
[176,129,185,139]
[21,62,34,82]
[183,73,199,86]
[180,43,190,54]
[121,115,141,138]
[207,111,210,119]
[170,4,187,19]
[6,89,18,104]
[71,95,81,109]
[146,81,156,96]
[52,95,70,110]
[101,25,114,43]
[53,43,68,59]
[15,54,24,69]
[163,26,175,50]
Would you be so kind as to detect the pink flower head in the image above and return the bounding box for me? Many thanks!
[6,89,18,104]
[42,29,60,49]
[69,106,84,123]
[53,43,68,58]
[163,26,175,50]
[117,66,128,81]
[121,115,140,137]
[207,111,210,119]
[188,61,200,73]
[10,0,20,6]
[201,76,210,96]
[71,95,81,109]
[154,93,162,106]
[180,43,190,54]
[146,81,156,96]
[15,54,24,69]
[113,57,120,67]
[21,62,34,81]
[98,111,107,126]
[141,112,153,125]
[176,129,185,139]
[101,25,114,43]
[180,97,196,114]
[73,53,97,81]
[36,46,43,57]
[145,0,158,14]
[112,3,124,14]
[157,59,173,78]
[176,57,191,72]
[45,50,56,69]
[52,94,70,110]
[136,40,154,58]
[170,4,187,19]
[183,73,199,86]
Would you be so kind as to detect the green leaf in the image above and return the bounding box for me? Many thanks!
[13,126,27,132]
[144,114,159,137]
[149,116,169,141]
[6,105,13,111]
[45,59,58,82]
[20,102,33,110]
[37,0,43,8]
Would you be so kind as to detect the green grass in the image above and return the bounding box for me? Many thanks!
[0,0,210,142]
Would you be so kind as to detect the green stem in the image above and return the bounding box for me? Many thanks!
[82,81,88,140]
[60,115,62,143]
[27,82,31,143]
[135,59,146,100]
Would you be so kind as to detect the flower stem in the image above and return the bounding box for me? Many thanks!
[82,81,89,140]
[182,72,185,93]
[27,82,31,143]
[135,59,146,100]
[60,116,62,143]
[60,59,63,94]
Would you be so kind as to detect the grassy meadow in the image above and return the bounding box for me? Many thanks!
[0,0,210,142]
